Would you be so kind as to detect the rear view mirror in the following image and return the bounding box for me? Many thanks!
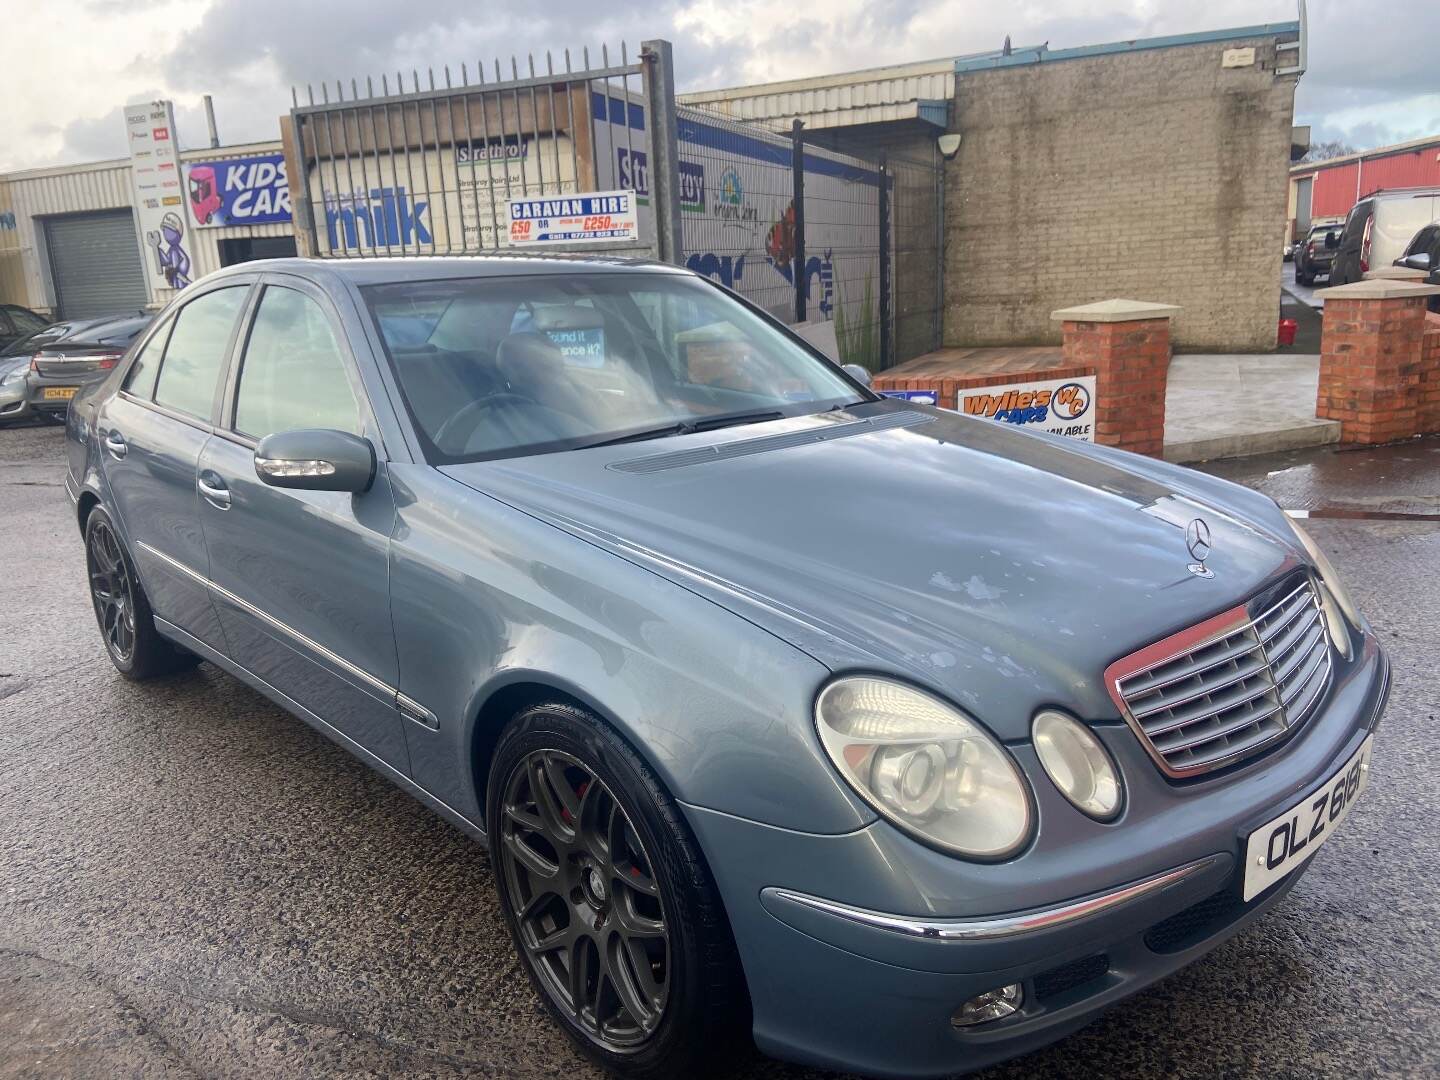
[1401,252,1432,271]
[842,363,872,387]
[255,428,376,493]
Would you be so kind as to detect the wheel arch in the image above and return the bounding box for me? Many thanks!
[467,673,642,833]
[76,488,101,532]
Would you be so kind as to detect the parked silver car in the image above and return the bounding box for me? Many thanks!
[66,257,1388,1079]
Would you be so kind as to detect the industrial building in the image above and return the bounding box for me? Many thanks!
[1288,133,1440,238]
[1,18,1304,355]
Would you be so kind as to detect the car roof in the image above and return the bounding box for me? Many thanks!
[202,253,692,289]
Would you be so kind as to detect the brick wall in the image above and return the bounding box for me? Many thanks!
[944,37,1298,351]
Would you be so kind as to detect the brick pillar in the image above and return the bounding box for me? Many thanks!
[1051,299,1180,457]
[1314,280,1440,445]
[1421,312,1440,436]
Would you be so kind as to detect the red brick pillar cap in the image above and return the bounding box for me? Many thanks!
[1314,279,1440,300]
[1049,299,1182,323]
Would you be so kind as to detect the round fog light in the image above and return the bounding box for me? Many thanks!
[952,983,1023,1027]
[1033,710,1122,821]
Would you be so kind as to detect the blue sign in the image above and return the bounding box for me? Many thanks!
[879,389,941,406]
[186,154,291,227]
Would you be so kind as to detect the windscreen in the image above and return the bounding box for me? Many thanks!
[363,272,864,464]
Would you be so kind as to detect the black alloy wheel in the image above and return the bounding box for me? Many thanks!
[87,516,136,664]
[498,748,671,1050]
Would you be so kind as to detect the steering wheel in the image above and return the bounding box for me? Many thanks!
[434,391,577,453]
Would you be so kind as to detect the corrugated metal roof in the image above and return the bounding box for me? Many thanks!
[679,59,958,130]
[1291,133,1440,178]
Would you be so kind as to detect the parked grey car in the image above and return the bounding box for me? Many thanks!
[25,313,151,421]
[65,257,1388,1079]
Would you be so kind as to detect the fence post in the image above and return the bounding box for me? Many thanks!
[280,113,319,257]
[791,119,806,323]
[641,39,684,264]
[878,154,892,370]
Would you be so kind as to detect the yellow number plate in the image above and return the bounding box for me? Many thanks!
[43,386,78,400]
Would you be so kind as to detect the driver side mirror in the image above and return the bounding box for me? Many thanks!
[255,428,376,493]
[1400,252,1432,272]
[842,363,872,388]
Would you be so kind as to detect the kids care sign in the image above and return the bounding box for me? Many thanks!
[185,154,292,228]
[506,190,638,247]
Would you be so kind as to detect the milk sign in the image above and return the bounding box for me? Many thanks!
[506,190,639,247]
[186,154,292,227]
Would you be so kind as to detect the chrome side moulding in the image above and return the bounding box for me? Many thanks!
[135,540,397,701]
[763,855,1223,942]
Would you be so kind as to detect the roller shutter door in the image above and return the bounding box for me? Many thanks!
[44,211,149,319]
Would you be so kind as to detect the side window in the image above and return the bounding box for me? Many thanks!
[8,307,49,333]
[154,287,248,420]
[233,286,361,439]
[122,318,173,400]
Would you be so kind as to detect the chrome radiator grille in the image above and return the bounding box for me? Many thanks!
[1108,580,1333,778]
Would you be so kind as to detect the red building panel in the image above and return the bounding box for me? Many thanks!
[1299,139,1440,220]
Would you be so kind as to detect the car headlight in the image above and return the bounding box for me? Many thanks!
[1032,710,1122,821]
[1288,518,1360,658]
[1,367,25,387]
[815,677,1033,860]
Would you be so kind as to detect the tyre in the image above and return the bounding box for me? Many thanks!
[487,702,748,1079]
[1295,269,1313,286]
[84,506,199,680]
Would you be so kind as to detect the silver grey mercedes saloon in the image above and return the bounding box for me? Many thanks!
[64,256,1387,1079]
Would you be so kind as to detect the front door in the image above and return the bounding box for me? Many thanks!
[99,283,252,651]
[195,278,408,772]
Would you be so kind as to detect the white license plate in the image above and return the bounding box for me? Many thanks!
[1243,735,1372,901]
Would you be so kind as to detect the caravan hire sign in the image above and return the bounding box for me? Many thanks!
[185,154,291,227]
[507,190,638,247]
[959,375,1098,442]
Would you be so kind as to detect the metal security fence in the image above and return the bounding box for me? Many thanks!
[285,41,942,370]
[887,153,945,366]
[287,41,683,261]
[677,105,941,370]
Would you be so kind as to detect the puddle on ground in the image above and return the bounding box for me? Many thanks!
[1288,508,1440,522]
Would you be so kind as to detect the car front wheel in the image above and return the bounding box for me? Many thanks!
[488,701,748,1078]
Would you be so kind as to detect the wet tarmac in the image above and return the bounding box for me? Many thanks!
[3,422,1438,1080]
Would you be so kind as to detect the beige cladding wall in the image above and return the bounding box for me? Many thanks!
[944,36,1298,351]
[0,141,292,314]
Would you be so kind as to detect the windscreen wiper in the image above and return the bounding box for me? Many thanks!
[584,409,786,449]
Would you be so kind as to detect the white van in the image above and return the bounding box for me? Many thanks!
[1329,187,1440,285]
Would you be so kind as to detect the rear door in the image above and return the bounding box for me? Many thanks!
[98,280,253,650]
[196,275,408,772]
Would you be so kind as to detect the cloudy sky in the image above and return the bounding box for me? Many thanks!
[4,0,1437,173]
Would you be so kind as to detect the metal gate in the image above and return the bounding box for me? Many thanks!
[287,40,683,263]
[44,210,149,319]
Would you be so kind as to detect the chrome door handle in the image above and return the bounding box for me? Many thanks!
[103,431,127,459]
[197,475,231,509]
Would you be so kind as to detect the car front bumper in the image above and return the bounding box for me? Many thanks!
[685,636,1389,1079]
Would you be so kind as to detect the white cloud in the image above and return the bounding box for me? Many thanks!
[2,0,1437,173]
